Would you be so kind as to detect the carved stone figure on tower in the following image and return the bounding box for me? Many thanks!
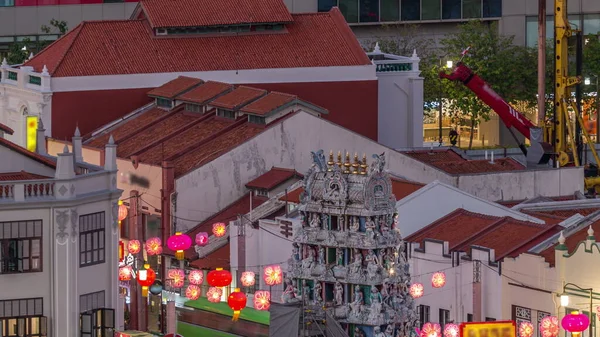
[314,281,323,305]
[334,281,344,306]
[318,246,325,266]
[310,213,321,228]
[311,149,328,172]
[302,247,315,270]
[370,153,386,175]
[374,326,386,337]
[302,280,311,304]
[350,216,360,232]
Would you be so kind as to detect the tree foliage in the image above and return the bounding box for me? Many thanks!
[6,19,68,65]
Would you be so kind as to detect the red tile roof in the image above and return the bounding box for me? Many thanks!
[139,0,294,29]
[496,195,579,208]
[530,208,600,218]
[245,167,302,190]
[538,221,600,266]
[210,86,267,110]
[0,123,14,135]
[402,149,464,164]
[279,187,304,203]
[0,138,56,168]
[190,243,231,270]
[177,81,234,105]
[24,8,371,77]
[240,92,296,116]
[401,149,525,174]
[147,76,203,99]
[0,171,50,181]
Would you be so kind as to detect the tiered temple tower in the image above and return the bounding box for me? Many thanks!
[287,149,418,337]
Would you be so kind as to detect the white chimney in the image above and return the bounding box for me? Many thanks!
[104,135,117,171]
[55,144,75,180]
[72,126,83,163]
[36,118,46,155]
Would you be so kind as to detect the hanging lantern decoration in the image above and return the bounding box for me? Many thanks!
[207,287,223,303]
[136,263,156,297]
[421,323,442,337]
[188,270,204,285]
[227,288,247,321]
[212,223,226,238]
[444,324,459,337]
[431,272,446,288]
[241,271,255,287]
[118,200,128,224]
[168,269,185,288]
[597,306,600,319]
[409,283,424,298]
[119,240,125,262]
[561,311,590,337]
[127,240,141,255]
[149,280,163,296]
[195,232,209,247]
[119,266,133,281]
[146,237,163,256]
[253,290,270,311]
[540,316,560,337]
[519,322,534,337]
[185,285,201,300]
[167,232,192,260]
[207,268,232,288]
[263,265,283,286]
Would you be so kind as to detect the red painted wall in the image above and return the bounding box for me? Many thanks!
[50,80,378,141]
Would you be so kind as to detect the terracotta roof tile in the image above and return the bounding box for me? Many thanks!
[402,149,465,164]
[210,86,267,110]
[147,76,203,99]
[538,221,600,266]
[0,123,14,135]
[0,138,56,168]
[531,208,600,218]
[279,187,303,203]
[520,211,567,224]
[24,9,371,77]
[177,81,234,105]
[0,171,50,181]
[240,92,296,116]
[401,149,525,174]
[245,167,301,190]
[190,243,231,270]
[139,0,294,28]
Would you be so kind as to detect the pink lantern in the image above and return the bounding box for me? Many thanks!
[597,306,600,319]
[127,240,141,254]
[167,232,192,260]
[431,272,446,288]
[562,311,590,337]
[168,269,185,288]
[188,270,204,285]
[409,283,424,298]
[185,285,201,300]
[253,290,270,311]
[519,322,534,337]
[212,223,226,238]
[207,287,223,303]
[195,232,209,247]
[421,323,441,337]
[241,271,255,287]
[444,324,459,337]
[263,265,283,286]
[119,266,133,281]
[146,237,163,256]
[540,316,560,337]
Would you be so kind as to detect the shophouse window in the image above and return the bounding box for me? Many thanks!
[0,0,14,6]
[0,220,42,274]
[439,308,451,330]
[418,305,430,325]
[80,308,114,337]
[467,313,473,322]
[80,291,105,313]
[486,317,496,321]
[79,212,105,267]
[0,297,46,337]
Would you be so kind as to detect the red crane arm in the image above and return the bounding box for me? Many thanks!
[439,63,535,139]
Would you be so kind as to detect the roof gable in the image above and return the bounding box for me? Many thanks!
[210,86,267,110]
[245,167,302,190]
[147,76,203,99]
[176,81,234,105]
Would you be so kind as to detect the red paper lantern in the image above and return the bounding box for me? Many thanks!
[118,200,128,223]
[185,285,201,300]
[540,316,560,337]
[207,287,223,303]
[409,283,424,298]
[421,323,441,337]
[195,232,209,247]
[207,268,232,288]
[146,237,162,256]
[562,311,590,337]
[228,288,247,321]
[167,232,192,260]
[431,272,446,288]
[444,324,459,337]
[253,290,270,311]
[188,270,204,285]
[137,264,156,297]
[241,271,255,287]
[119,240,125,262]
[263,265,283,286]
[168,269,185,288]
[118,266,132,281]
[213,223,226,238]
[127,240,141,255]
[520,322,534,337]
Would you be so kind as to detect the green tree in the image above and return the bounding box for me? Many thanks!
[5,19,68,65]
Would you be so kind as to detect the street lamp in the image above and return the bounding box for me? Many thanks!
[439,58,454,146]
[584,76,600,143]
[560,283,594,336]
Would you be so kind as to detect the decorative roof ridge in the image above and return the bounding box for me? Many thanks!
[520,210,567,221]
[529,211,600,255]
[0,122,14,135]
[513,198,600,211]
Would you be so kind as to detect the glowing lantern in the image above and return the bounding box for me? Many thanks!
[212,223,226,238]
[185,285,201,300]
[119,240,125,262]
[562,311,590,337]
[519,322,534,337]
[188,270,204,285]
[409,283,424,298]
[167,232,192,260]
[168,269,185,288]
[227,288,247,321]
[421,323,441,337]
[119,266,132,281]
[241,271,255,287]
[207,287,223,303]
[118,200,128,224]
[207,268,232,288]
[128,240,141,255]
[263,265,283,286]
[444,324,459,337]
[540,316,560,337]
[253,290,270,311]
[431,272,446,288]
[137,263,156,297]
[146,237,163,256]
[195,232,209,247]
